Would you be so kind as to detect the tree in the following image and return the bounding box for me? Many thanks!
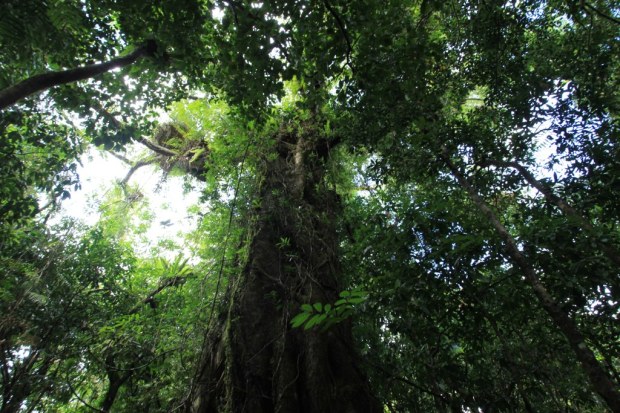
[0,219,137,413]
[0,40,159,111]
[1,0,619,412]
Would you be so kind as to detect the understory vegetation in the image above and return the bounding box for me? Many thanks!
[1,0,619,412]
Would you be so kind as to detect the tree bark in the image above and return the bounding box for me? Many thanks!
[0,41,158,110]
[0,349,53,413]
[100,354,133,413]
[189,121,380,412]
[443,152,620,412]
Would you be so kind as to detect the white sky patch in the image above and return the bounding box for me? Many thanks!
[212,7,225,22]
[52,145,204,258]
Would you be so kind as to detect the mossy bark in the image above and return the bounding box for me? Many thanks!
[190,122,380,413]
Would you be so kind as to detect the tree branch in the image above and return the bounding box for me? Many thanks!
[91,91,210,183]
[443,149,620,412]
[108,151,132,166]
[120,159,158,186]
[107,151,157,187]
[365,358,449,403]
[136,136,179,157]
[66,380,106,413]
[0,41,159,110]
[90,103,178,157]
[323,0,354,72]
[128,276,187,315]
[479,159,620,268]
[584,2,620,25]
[100,354,135,413]
[89,99,125,130]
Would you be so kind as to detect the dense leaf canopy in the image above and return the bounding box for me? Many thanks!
[1,0,619,412]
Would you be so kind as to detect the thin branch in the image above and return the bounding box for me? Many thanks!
[38,198,57,218]
[66,380,106,413]
[479,159,620,268]
[128,276,187,315]
[323,0,354,72]
[94,102,207,184]
[225,0,241,28]
[584,2,620,25]
[92,104,178,158]
[107,150,157,188]
[89,100,124,130]
[442,149,620,411]
[120,158,159,186]
[366,358,449,403]
[107,151,132,165]
[0,41,158,110]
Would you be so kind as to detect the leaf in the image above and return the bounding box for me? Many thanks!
[300,303,313,313]
[339,309,353,319]
[290,312,311,328]
[27,292,48,306]
[190,148,205,163]
[334,306,348,315]
[350,289,367,297]
[304,314,322,330]
[313,302,323,313]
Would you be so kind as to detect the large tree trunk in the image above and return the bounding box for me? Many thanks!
[190,122,380,412]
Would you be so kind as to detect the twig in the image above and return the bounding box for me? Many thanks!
[66,380,106,413]
[128,276,187,315]
[584,2,620,25]
[323,0,355,72]
[120,158,158,186]
[107,151,132,165]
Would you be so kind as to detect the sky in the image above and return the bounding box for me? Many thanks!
[53,145,203,257]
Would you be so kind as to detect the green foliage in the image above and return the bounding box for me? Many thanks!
[291,289,368,331]
[0,109,81,228]
[341,178,612,411]
[1,0,620,411]
[0,219,135,410]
